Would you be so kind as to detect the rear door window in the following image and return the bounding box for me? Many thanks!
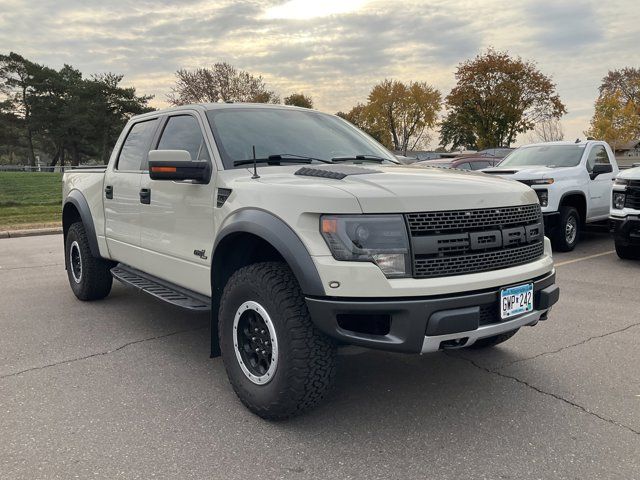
[117,119,158,171]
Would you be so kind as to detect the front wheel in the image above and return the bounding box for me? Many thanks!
[552,206,580,252]
[65,222,114,300]
[219,262,336,420]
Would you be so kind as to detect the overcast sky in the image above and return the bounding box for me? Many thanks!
[1,0,638,147]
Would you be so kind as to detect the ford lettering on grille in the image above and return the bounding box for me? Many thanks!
[405,204,545,278]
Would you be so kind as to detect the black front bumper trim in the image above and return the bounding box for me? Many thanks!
[306,271,558,354]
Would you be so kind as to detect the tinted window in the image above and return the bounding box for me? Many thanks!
[499,145,585,168]
[470,161,491,170]
[117,119,158,170]
[206,108,396,169]
[455,162,472,170]
[586,145,609,171]
[157,115,210,161]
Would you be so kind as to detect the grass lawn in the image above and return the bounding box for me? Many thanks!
[0,172,62,229]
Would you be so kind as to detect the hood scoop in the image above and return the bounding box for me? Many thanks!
[484,169,518,175]
[295,165,380,180]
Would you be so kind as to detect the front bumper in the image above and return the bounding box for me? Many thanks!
[305,271,559,354]
[610,215,640,246]
[542,211,561,236]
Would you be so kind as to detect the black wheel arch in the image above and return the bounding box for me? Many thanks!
[63,190,100,258]
[209,209,326,357]
[559,191,587,224]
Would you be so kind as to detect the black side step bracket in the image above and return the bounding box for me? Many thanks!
[111,264,210,312]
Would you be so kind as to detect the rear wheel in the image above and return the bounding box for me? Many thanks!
[552,206,580,252]
[65,222,114,300]
[219,262,336,420]
[469,329,519,349]
[615,241,640,260]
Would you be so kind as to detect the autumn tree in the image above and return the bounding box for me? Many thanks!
[367,80,441,154]
[284,92,313,108]
[168,62,279,105]
[337,103,391,147]
[586,90,639,152]
[586,67,640,150]
[440,49,566,150]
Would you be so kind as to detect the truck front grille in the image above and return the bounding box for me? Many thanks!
[624,182,640,210]
[406,204,544,279]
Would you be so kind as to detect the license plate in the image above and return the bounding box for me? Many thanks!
[500,283,534,319]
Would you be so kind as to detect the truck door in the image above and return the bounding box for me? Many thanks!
[103,117,159,268]
[585,144,615,219]
[138,112,215,296]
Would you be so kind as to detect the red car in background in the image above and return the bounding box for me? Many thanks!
[416,148,513,170]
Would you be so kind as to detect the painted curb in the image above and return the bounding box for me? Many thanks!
[0,227,63,239]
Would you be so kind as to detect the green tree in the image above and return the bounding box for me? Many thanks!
[168,62,279,105]
[440,49,566,150]
[0,52,43,166]
[284,92,313,108]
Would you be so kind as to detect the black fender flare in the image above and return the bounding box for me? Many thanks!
[63,190,100,257]
[209,209,326,357]
[212,209,326,296]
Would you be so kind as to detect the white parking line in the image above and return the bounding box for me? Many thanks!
[555,250,615,267]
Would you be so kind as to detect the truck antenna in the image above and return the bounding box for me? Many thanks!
[251,145,260,179]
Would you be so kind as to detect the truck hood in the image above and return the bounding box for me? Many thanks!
[252,164,539,213]
[617,165,640,180]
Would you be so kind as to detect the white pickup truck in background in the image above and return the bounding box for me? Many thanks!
[483,141,619,251]
[610,165,640,259]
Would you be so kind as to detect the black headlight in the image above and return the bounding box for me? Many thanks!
[320,214,411,278]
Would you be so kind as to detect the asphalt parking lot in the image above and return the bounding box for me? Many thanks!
[1,230,638,479]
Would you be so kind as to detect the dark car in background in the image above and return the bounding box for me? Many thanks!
[416,157,501,170]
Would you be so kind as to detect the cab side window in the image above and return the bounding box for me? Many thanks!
[586,145,609,172]
[157,115,210,161]
[117,119,158,171]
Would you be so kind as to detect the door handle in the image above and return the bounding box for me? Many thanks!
[139,188,151,205]
[105,185,113,199]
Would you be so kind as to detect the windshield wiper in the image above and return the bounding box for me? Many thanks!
[233,153,332,166]
[331,154,392,163]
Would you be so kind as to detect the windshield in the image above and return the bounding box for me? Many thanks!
[206,107,397,169]
[499,145,585,167]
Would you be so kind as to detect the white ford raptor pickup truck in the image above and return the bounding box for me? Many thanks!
[62,103,559,419]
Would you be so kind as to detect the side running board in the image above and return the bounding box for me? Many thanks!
[111,264,210,312]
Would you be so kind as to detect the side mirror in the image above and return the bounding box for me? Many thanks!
[148,150,210,182]
[590,163,613,179]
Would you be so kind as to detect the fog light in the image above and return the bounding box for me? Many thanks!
[535,189,548,207]
[613,192,626,210]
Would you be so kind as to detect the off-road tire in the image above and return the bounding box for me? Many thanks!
[615,241,640,260]
[65,222,113,301]
[219,262,336,420]
[552,206,580,252]
[469,328,519,349]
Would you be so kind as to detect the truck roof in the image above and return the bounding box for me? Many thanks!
[520,140,606,148]
[131,102,317,121]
